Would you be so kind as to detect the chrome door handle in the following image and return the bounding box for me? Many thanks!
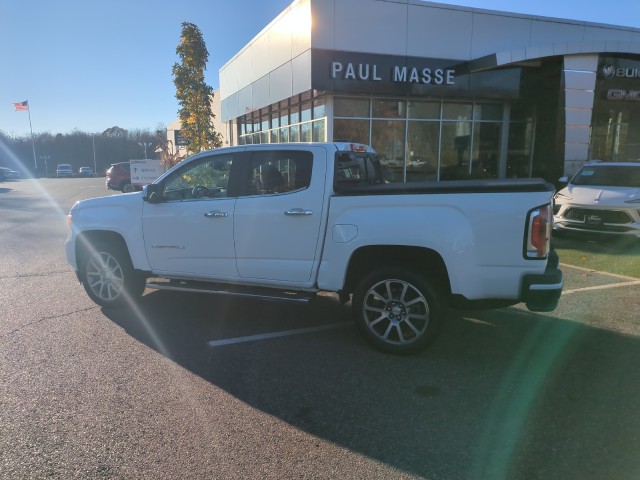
[204,210,228,218]
[284,208,313,216]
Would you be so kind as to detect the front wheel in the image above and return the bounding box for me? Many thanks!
[353,268,443,354]
[78,241,146,308]
[121,183,135,193]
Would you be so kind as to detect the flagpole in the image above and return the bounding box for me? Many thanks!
[27,101,37,170]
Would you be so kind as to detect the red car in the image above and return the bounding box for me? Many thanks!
[106,162,141,192]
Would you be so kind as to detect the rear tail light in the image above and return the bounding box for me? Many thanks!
[525,204,552,259]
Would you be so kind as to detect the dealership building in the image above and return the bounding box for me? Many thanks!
[217,0,640,182]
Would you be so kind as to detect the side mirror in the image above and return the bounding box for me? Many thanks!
[143,184,161,203]
[558,176,569,184]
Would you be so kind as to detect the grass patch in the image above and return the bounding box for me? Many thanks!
[552,233,640,278]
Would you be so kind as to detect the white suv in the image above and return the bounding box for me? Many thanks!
[553,161,640,238]
[56,164,73,178]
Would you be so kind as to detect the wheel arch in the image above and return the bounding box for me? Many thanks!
[75,230,131,270]
[342,245,451,299]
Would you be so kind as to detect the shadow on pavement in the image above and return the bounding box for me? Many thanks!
[102,291,640,480]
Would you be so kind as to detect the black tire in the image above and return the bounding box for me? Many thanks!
[352,267,444,354]
[78,240,146,308]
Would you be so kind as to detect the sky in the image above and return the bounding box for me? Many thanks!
[2,0,640,138]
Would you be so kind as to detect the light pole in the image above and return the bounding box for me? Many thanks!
[138,142,152,159]
[92,135,97,174]
[39,155,50,177]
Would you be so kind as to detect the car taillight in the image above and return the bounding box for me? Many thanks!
[525,204,552,259]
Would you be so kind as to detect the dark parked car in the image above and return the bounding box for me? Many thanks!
[106,162,140,192]
[78,166,94,177]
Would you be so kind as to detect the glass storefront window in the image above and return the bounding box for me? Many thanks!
[593,56,640,161]
[372,120,406,183]
[301,122,312,142]
[280,127,289,143]
[406,121,440,182]
[313,98,326,119]
[334,119,369,144]
[290,124,300,142]
[372,99,406,119]
[440,122,471,180]
[236,96,514,181]
[280,112,289,127]
[443,103,472,120]
[408,101,440,120]
[591,108,637,161]
[471,122,501,178]
[301,103,312,122]
[507,119,534,178]
[290,105,300,125]
[474,104,503,121]
[312,119,326,142]
[335,97,370,117]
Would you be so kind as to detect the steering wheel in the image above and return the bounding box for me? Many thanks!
[191,186,210,198]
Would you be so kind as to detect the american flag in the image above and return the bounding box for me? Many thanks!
[13,101,29,111]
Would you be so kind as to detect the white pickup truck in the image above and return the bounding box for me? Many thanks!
[66,143,563,353]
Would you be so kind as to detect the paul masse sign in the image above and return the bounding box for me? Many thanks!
[330,61,456,85]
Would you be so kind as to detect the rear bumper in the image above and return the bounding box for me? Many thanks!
[521,250,563,312]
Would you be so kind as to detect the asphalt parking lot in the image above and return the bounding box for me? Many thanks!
[1,177,639,479]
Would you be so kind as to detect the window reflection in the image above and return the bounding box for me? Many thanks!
[372,120,406,183]
[334,119,369,144]
[407,121,439,182]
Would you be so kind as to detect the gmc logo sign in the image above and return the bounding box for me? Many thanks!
[607,89,640,101]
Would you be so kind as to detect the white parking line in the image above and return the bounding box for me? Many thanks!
[560,263,640,281]
[207,322,353,348]
[560,263,640,295]
[209,264,640,347]
[562,280,640,295]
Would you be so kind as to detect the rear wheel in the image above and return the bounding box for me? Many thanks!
[353,267,443,354]
[78,240,145,308]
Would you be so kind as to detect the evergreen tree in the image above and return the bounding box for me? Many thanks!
[172,22,222,154]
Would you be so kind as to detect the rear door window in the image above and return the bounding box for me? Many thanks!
[242,150,313,196]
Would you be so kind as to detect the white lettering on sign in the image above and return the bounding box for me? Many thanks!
[331,61,455,85]
[616,68,640,78]
[393,66,455,85]
[129,159,164,185]
[332,62,381,81]
[607,89,640,100]
[602,64,640,80]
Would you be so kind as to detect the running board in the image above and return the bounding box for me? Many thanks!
[146,279,315,304]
